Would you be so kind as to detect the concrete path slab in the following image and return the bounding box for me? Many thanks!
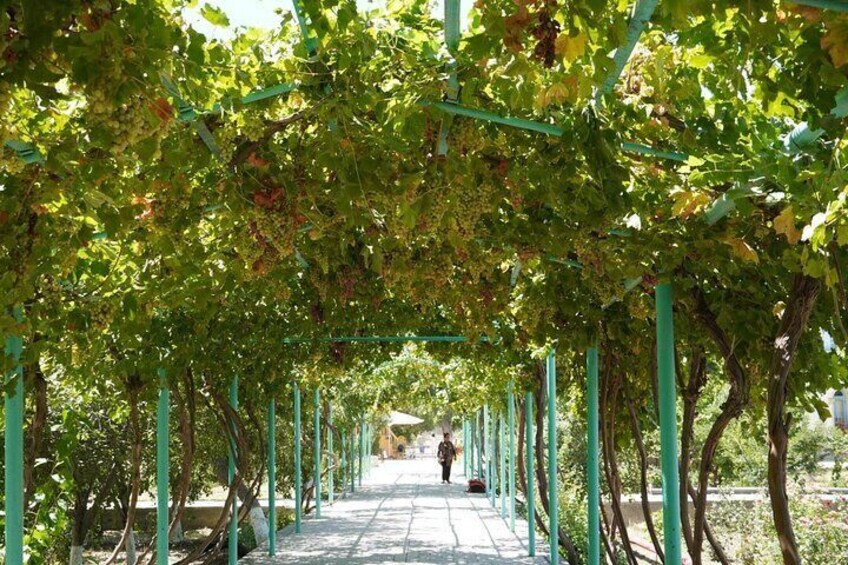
[241,459,547,564]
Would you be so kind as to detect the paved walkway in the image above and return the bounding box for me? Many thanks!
[242,459,547,564]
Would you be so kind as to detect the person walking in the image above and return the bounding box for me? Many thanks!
[437,432,457,484]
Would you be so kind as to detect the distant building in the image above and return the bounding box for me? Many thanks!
[818,389,848,429]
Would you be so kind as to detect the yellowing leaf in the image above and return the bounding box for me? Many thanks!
[822,23,848,68]
[537,76,578,108]
[671,191,711,219]
[837,223,848,246]
[555,32,587,63]
[545,83,570,106]
[724,237,759,263]
[774,206,801,244]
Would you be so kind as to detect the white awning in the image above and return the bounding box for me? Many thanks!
[388,411,424,427]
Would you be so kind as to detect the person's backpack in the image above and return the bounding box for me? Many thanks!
[467,478,486,493]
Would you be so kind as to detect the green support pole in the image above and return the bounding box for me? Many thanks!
[467,418,473,477]
[228,376,238,565]
[547,351,559,564]
[328,404,334,505]
[468,419,474,477]
[268,398,276,556]
[587,347,600,565]
[656,282,682,564]
[363,422,368,476]
[484,404,491,501]
[365,423,370,474]
[508,383,516,532]
[461,420,467,476]
[313,389,322,518]
[526,391,536,557]
[469,419,473,476]
[156,368,169,565]
[358,416,365,486]
[499,412,506,518]
[294,382,302,533]
[342,428,347,496]
[4,308,24,565]
[476,409,483,479]
[491,410,497,507]
[350,431,356,493]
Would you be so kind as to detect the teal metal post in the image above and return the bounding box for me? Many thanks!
[363,422,369,476]
[462,420,468,476]
[547,351,559,564]
[4,308,24,565]
[268,398,277,556]
[499,412,506,518]
[350,431,356,492]
[508,383,516,532]
[526,391,536,557]
[342,428,347,496]
[156,368,169,565]
[313,389,322,518]
[587,347,600,565]
[294,382,302,533]
[484,404,491,501]
[490,409,497,507]
[328,404,334,505]
[656,282,682,564]
[469,417,474,477]
[468,419,474,477]
[228,376,238,565]
[476,409,483,479]
[358,416,365,486]
[366,423,371,474]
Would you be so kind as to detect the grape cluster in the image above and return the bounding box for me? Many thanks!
[531,6,560,68]
[236,112,268,142]
[236,208,299,278]
[87,300,114,330]
[217,126,238,163]
[86,83,169,155]
[0,146,25,175]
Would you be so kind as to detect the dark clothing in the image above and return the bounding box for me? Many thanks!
[441,462,452,482]
[438,440,456,483]
[437,440,456,464]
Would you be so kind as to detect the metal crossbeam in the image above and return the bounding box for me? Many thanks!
[292,0,319,55]
[786,0,848,11]
[437,0,462,156]
[4,140,42,164]
[596,0,660,101]
[621,141,688,162]
[282,335,473,344]
[429,101,690,163]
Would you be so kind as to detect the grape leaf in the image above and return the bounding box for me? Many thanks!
[201,4,230,27]
[774,206,801,245]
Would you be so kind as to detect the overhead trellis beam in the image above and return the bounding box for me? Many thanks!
[292,0,319,55]
[786,0,848,11]
[428,101,689,162]
[160,73,222,158]
[621,141,688,162]
[4,140,43,164]
[429,101,564,136]
[281,335,488,344]
[595,0,660,101]
[437,0,462,156]
[240,83,298,105]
